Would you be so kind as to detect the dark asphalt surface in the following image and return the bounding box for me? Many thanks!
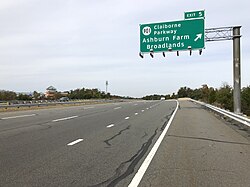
[1,100,249,187]
[0,100,177,186]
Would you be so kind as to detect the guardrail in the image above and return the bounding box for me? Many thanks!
[0,99,125,110]
[190,99,250,127]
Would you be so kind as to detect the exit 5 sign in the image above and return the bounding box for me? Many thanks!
[185,10,205,19]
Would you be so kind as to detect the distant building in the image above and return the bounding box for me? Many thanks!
[45,86,57,98]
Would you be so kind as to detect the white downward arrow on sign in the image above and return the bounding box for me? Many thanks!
[194,33,202,41]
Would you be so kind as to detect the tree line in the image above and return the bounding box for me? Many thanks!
[142,83,250,115]
[1,84,250,115]
[0,88,122,101]
[68,88,109,99]
[0,91,47,101]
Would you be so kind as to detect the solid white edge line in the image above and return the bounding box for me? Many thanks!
[114,107,122,110]
[52,115,78,122]
[1,114,36,120]
[107,124,114,128]
[128,100,179,187]
[67,139,83,146]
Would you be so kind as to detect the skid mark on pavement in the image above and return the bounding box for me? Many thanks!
[92,128,158,187]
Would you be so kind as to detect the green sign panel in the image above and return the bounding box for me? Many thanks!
[140,19,204,53]
[185,10,205,19]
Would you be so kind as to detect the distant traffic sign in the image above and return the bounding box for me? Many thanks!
[140,19,205,53]
[185,10,205,19]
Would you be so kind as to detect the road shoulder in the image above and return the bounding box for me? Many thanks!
[138,100,250,187]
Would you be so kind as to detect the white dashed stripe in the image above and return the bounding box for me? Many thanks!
[52,116,78,122]
[1,114,36,120]
[107,124,114,128]
[67,139,83,146]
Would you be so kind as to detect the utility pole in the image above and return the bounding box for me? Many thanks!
[233,26,241,114]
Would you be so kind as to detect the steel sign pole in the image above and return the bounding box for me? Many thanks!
[204,26,242,114]
[233,26,241,114]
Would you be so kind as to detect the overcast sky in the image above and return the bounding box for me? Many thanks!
[0,0,249,97]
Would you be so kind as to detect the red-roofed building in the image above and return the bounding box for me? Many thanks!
[45,86,57,99]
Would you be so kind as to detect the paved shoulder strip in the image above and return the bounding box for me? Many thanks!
[128,100,179,187]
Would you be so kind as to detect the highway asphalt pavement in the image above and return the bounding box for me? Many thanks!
[0,100,249,187]
[0,100,177,186]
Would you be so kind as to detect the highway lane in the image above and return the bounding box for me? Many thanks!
[0,100,177,186]
[2,99,250,186]
[0,100,156,135]
[138,100,250,187]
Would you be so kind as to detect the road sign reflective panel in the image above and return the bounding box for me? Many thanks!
[185,10,205,19]
[140,19,205,53]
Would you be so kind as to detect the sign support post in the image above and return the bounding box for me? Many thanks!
[205,26,243,114]
[233,26,241,114]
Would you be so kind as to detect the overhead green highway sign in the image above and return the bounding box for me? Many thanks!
[184,10,205,19]
[140,18,205,53]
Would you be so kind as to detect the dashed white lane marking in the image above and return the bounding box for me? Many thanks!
[107,124,114,128]
[84,107,94,109]
[135,113,138,115]
[125,117,130,120]
[1,114,36,120]
[141,110,144,112]
[114,107,121,110]
[67,139,83,146]
[52,116,78,122]
[128,100,179,187]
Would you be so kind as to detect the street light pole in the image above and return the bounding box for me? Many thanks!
[106,81,108,94]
